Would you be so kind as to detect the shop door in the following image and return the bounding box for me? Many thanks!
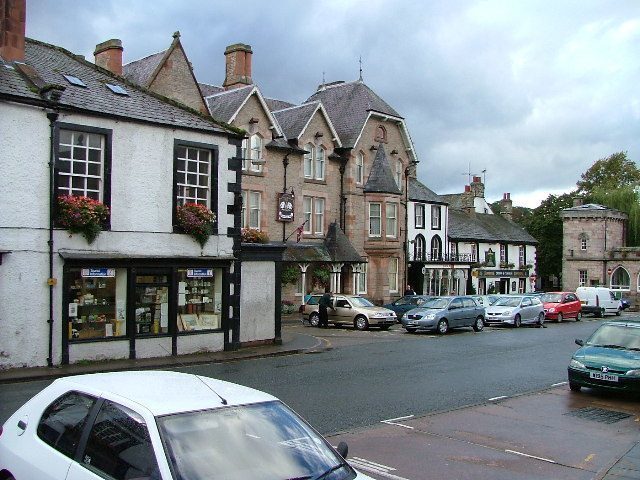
[499,278,509,294]
[134,270,171,336]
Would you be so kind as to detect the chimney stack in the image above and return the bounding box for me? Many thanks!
[500,192,513,221]
[0,0,26,62]
[573,197,583,207]
[94,39,123,75]
[223,43,253,90]
[461,185,475,214]
[469,175,485,198]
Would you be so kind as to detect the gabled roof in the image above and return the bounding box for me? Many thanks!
[272,101,341,146]
[123,50,165,86]
[364,144,402,195]
[448,210,537,244]
[409,178,447,204]
[199,82,224,97]
[265,97,295,112]
[439,193,464,210]
[204,84,283,136]
[0,38,236,135]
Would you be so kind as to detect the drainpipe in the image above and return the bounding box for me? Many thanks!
[46,109,59,367]
[339,156,347,231]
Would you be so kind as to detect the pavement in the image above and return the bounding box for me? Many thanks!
[0,314,638,480]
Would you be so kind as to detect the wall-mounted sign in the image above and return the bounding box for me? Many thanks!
[277,192,294,222]
[187,268,214,278]
[81,268,115,278]
[484,248,496,267]
[477,269,527,278]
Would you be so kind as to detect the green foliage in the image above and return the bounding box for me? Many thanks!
[281,264,299,285]
[57,195,110,244]
[241,228,269,243]
[312,265,331,287]
[589,186,640,246]
[576,151,640,195]
[489,200,533,224]
[176,203,216,247]
[521,193,574,282]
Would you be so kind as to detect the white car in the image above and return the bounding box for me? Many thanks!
[484,295,545,327]
[0,371,373,480]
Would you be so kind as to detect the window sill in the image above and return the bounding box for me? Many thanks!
[303,178,326,185]
[242,170,264,177]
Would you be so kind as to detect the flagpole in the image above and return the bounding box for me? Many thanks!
[286,219,308,242]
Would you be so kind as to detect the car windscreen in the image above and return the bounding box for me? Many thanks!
[586,324,640,350]
[540,293,562,303]
[493,297,522,307]
[351,297,374,307]
[421,297,450,309]
[157,400,355,480]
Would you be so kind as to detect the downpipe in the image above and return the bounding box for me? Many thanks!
[46,109,59,367]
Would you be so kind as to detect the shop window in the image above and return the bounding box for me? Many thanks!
[135,273,169,336]
[177,268,223,331]
[68,268,127,341]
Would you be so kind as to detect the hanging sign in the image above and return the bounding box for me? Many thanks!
[81,268,115,278]
[187,268,214,278]
[277,192,294,222]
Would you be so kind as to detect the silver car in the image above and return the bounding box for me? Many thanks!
[304,294,396,330]
[484,295,545,327]
[400,296,485,334]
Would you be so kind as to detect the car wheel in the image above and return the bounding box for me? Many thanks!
[472,316,484,332]
[537,312,545,326]
[405,328,416,334]
[354,315,369,331]
[576,311,582,321]
[569,382,581,392]
[379,325,391,331]
[309,312,320,327]
[513,314,521,328]
[436,318,449,334]
[557,312,563,323]
[616,308,622,316]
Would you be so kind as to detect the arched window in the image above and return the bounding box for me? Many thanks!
[431,235,442,261]
[610,266,630,291]
[375,125,387,142]
[414,234,426,261]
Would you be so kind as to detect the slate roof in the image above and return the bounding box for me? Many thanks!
[122,50,165,86]
[265,97,295,112]
[364,145,402,194]
[448,210,537,244]
[204,84,254,123]
[282,223,363,263]
[307,80,402,148]
[439,193,464,210]
[409,178,447,204]
[0,39,235,135]
[272,102,320,140]
[199,82,224,97]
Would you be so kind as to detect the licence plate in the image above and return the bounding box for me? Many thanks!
[590,371,619,382]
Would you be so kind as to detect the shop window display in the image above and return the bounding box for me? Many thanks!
[177,268,222,331]
[68,268,127,340]
[135,275,169,335]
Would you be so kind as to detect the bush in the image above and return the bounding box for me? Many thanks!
[281,264,299,285]
[281,299,295,314]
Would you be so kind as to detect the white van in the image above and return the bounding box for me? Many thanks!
[575,287,622,317]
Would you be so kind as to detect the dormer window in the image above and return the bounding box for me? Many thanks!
[303,143,325,181]
[374,125,387,143]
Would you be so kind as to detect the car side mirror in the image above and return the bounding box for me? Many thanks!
[575,339,584,346]
[337,441,349,459]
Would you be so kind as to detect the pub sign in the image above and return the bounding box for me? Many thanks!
[277,192,294,222]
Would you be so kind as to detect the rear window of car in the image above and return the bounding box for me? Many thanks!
[306,296,320,305]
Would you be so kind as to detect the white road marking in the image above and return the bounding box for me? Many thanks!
[488,395,508,401]
[381,414,415,429]
[505,449,556,464]
[551,381,568,387]
[350,457,411,480]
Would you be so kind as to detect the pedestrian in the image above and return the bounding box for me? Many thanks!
[404,285,416,296]
[318,287,332,328]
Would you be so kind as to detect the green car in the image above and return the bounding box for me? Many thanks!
[568,320,640,393]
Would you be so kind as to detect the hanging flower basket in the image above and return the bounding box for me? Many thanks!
[241,228,269,244]
[57,195,110,244]
[176,203,216,247]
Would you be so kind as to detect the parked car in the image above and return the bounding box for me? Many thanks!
[576,286,622,317]
[304,294,396,330]
[484,295,545,327]
[401,296,485,334]
[540,291,582,322]
[568,320,640,393]
[383,295,432,321]
[0,371,373,480]
[470,295,500,308]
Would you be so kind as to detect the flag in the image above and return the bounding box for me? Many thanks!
[295,220,306,243]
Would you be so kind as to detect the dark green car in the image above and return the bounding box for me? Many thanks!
[568,320,640,393]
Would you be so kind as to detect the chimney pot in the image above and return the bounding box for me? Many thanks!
[223,43,253,90]
[472,176,481,183]
[94,39,123,75]
[0,0,26,62]
[464,185,471,192]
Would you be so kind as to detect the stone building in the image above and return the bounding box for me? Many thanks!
[561,201,637,307]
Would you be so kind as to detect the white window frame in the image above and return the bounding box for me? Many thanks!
[471,243,478,262]
[314,197,325,234]
[431,236,442,260]
[249,134,263,172]
[356,152,364,184]
[241,192,247,229]
[386,203,398,238]
[176,146,211,207]
[357,263,367,294]
[431,205,441,229]
[303,196,313,234]
[414,235,426,261]
[580,238,587,250]
[303,196,325,235]
[315,146,325,180]
[415,204,425,228]
[519,245,525,267]
[388,258,399,293]
[610,266,631,291]
[242,190,261,229]
[500,244,507,264]
[57,129,105,201]
[450,242,457,259]
[578,270,587,287]
[304,143,313,179]
[369,202,382,237]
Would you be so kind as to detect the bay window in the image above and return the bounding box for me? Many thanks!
[369,203,381,237]
[386,203,398,238]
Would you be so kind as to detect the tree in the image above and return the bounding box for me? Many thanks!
[489,200,533,224]
[521,193,575,288]
[589,185,640,246]
[576,151,640,195]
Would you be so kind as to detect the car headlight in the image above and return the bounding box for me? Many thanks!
[569,359,586,369]
[502,310,513,316]
[548,308,556,313]
[626,369,640,377]
[424,313,436,320]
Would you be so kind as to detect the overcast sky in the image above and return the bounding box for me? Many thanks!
[27,0,639,208]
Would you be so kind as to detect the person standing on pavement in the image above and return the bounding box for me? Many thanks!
[318,287,332,328]
[404,285,416,296]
